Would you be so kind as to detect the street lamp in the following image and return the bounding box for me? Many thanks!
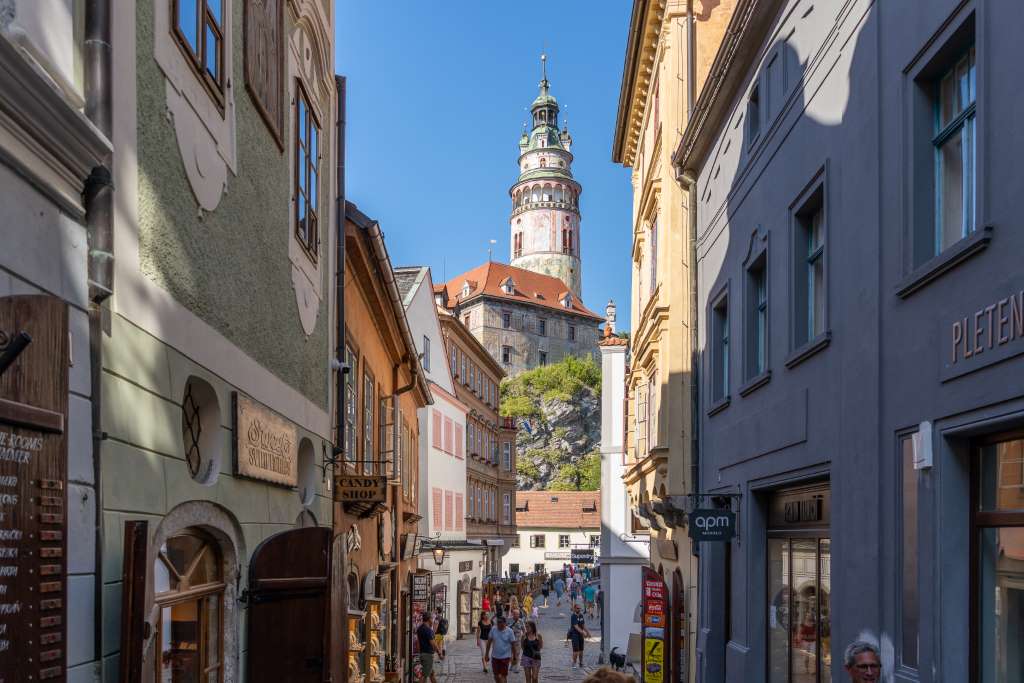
[432,545,446,567]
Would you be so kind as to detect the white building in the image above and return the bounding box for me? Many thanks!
[397,266,485,640]
[503,490,601,576]
[597,316,650,663]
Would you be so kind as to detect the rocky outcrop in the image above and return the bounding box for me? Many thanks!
[513,387,601,490]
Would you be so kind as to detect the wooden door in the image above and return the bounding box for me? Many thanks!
[247,526,345,681]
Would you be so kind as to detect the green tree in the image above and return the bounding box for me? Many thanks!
[548,451,600,491]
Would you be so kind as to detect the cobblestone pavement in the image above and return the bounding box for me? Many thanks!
[435,596,603,683]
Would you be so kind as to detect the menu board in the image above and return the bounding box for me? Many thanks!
[0,296,69,680]
[641,567,667,683]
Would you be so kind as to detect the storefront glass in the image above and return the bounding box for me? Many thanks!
[977,438,1024,683]
[767,486,830,683]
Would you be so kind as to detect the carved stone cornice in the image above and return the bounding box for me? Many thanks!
[0,35,110,219]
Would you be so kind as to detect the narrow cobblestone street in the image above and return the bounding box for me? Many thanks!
[437,596,604,683]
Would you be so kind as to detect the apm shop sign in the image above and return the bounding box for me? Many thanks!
[687,509,736,542]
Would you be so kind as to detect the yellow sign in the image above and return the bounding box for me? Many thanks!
[644,635,664,683]
[233,394,298,486]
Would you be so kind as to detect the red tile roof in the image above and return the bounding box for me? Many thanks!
[440,262,604,321]
[514,491,601,529]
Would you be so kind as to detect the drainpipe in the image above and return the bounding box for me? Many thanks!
[687,0,697,119]
[333,76,347,463]
[84,0,112,676]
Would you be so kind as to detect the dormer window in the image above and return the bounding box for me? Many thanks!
[462,282,471,298]
[502,278,515,295]
[561,293,572,308]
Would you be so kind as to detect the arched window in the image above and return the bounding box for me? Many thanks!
[555,186,563,203]
[531,186,540,203]
[155,528,225,680]
[542,184,552,202]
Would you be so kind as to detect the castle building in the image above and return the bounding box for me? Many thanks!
[441,57,603,376]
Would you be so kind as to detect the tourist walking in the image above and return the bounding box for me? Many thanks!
[843,640,882,682]
[476,611,493,673]
[520,620,544,683]
[565,602,591,669]
[509,608,526,673]
[485,616,517,683]
[554,575,565,605]
[541,581,550,607]
[416,614,439,683]
[433,607,448,661]
[583,582,597,618]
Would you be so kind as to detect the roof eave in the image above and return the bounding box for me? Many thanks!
[612,0,652,163]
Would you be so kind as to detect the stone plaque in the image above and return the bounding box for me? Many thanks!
[233,393,298,487]
[244,0,285,148]
[0,296,68,680]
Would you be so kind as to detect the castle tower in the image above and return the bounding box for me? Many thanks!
[509,55,583,298]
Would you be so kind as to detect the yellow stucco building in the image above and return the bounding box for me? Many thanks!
[612,2,735,681]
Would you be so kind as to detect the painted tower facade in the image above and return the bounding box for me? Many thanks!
[509,56,583,298]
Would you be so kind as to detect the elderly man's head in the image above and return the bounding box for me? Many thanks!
[844,641,881,682]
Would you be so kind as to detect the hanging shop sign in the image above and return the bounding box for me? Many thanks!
[641,567,666,683]
[337,475,388,503]
[233,393,298,487]
[687,509,736,542]
[412,570,430,602]
[570,548,595,565]
[0,296,69,680]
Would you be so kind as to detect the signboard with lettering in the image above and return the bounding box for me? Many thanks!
[641,567,667,683]
[570,548,595,565]
[0,296,69,680]
[688,509,736,542]
[942,289,1024,381]
[233,393,298,487]
[412,570,430,601]
[337,475,388,504]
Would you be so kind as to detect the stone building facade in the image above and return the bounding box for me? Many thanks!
[438,308,517,577]
[438,262,603,377]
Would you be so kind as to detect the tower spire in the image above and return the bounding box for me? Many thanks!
[540,53,549,94]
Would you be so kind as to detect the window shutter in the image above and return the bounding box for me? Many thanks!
[455,494,464,530]
[445,490,454,530]
[455,424,463,458]
[444,416,454,454]
[433,488,443,530]
[432,410,443,449]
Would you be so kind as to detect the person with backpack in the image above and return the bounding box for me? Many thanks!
[433,607,448,661]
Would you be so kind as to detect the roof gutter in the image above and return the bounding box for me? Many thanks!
[356,211,432,404]
[612,0,650,163]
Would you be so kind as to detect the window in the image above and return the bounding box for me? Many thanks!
[445,490,454,530]
[712,295,730,403]
[379,395,395,478]
[450,346,457,377]
[747,258,768,378]
[747,83,761,143]
[502,346,512,364]
[590,535,600,548]
[512,535,521,548]
[455,493,464,531]
[443,416,453,454]
[568,325,576,342]
[503,279,515,295]
[559,534,570,548]
[464,314,471,328]
[530,534,546,548]
[491,437,499,465]
[974,435,1024,683]
[294,82,320,260]
[461,353,467,383]
[793,184,826,349]
[503,312,512,329]
[155,529,225,681]
[899,434,919,670]
[650,217,658,296]
[422,336,431,372]
[344,346,358,463]
[509,563,520,576]
[503,493,511,524]
[432,487,443,529]
[514,233,523,259]
[172,0,224,94]
[539,351,548,366]
[363,372,374,472]
[534,563,545,573]
[538,319,547,336]
[503,442,512,471]
[562,226,573,254]
[934,47,976,254]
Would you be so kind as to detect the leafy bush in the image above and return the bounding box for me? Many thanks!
[548,450,600,491]
[500,355,601,418]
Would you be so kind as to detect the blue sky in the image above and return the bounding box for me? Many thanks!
[336,1,634,331]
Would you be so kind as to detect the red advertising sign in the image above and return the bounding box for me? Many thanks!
[641,567,667,683]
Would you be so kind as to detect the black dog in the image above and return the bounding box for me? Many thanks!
[609,647,627,671]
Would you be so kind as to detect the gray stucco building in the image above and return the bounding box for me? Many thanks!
[675,0,1024,681]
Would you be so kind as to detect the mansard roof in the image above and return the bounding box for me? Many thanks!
[441,262,604,322]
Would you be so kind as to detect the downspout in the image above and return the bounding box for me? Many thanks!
[84,0,112,676]
[687,0,697,119]
[683,169,699,554]
[333,75,347,463]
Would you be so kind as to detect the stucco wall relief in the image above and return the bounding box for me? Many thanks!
[153,0,238,212]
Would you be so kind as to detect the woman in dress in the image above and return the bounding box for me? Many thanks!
[476,611,493,673]
[520,620,544,683]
